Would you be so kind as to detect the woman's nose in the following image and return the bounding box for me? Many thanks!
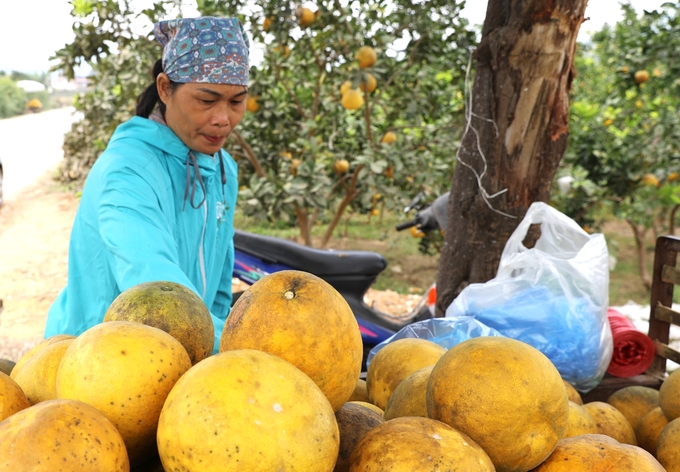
[212,104,231,127]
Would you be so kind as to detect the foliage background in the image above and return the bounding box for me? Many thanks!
[52,0,475,246]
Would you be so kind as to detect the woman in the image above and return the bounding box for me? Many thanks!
[45,17,250,352]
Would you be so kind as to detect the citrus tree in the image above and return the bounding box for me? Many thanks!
[201,0,474,246]
[554,2,680,287]
[53,0,475,247]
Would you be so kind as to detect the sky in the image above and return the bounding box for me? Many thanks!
[0,0,672,76]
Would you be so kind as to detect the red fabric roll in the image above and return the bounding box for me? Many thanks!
[606,308,656,378]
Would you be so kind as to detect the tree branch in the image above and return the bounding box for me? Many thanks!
[321,164,365,247]
[230,130,266,178]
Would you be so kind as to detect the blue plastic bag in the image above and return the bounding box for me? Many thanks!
[366,316,502,369]
[446,202,613,392]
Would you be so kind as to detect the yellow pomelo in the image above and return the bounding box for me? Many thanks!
[342,89,364,110]
[607,386,659,429]
[157,349,339,472]
[563,400,599,439]
[348,378,369,402]
[298,6,316,27]
[355,46,377,68]
[563,379,583,405]
[340,80,352,97]
[384,366,432,420]
[348,401,384,417]
[367,338,445,410]
[10,334,74,380]
[56,321,191,466]
[427,336,569,472]
[349,416,495,471]
[333,158,350,175]
[636,407,669,457]
[359,73,377,93]
[334,402,384,472]
[13,338,73,405]
[104,281,213,365]
[220,270,362,411]
[380,131,397,144]
[245,96,260,112]
[531,434,664,471]
[0,399,129,471]
[583,401,637,445]
[660,368,680,420]
[657,417,680,471]
[0,372,30,422]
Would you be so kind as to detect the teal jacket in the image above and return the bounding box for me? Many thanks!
[45,116,238,352]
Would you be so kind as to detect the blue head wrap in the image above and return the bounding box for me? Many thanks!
[154,17,249,86]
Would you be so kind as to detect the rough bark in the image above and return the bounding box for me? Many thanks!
[435,0,588,316]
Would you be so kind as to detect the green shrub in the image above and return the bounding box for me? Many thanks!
[0,77,26,118]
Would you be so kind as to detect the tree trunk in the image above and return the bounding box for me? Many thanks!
[626,219,652,290]
[435,0,588,316]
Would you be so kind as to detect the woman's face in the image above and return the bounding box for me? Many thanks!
[157,73,247,155]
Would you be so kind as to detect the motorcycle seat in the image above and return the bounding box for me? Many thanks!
[233,230,387,276]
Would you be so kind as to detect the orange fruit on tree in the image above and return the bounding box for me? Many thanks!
[291,158,302,175]
[333,158,350,175]
[263,16,272,31]
[355,46,377,68]
[410,226,425,238]
[341,89,364,110]
[635,69,650,84]
[273,44,291,57]
[381,131,397,144]
[219,270,363,411]
[359,73,377,93]
[340,80,352,97]
[246,96,260,112]
[384,165,394,179]
[642,174,660,187]
[297,6,316,27]
[669,172,679,182]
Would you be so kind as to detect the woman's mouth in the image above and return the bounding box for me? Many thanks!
[203,135,224,144]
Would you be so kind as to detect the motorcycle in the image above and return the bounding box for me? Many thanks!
[231,192,449,365]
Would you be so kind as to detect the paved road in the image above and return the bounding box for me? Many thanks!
[0,107,82,201]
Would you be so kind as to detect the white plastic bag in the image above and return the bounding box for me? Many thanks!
[366,316,502,368]
[446,202,613,392]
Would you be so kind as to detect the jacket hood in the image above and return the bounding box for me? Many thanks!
[109,116,221,176]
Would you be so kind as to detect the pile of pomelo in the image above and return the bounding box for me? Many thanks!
[1,270,679,471]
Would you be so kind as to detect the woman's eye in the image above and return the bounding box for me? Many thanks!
[201,99,216,104]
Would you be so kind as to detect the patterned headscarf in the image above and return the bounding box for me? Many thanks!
[154,17,249,86]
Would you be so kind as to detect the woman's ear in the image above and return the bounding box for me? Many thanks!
[156,72,171,104]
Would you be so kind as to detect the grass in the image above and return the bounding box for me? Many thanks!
[235,210,664,306]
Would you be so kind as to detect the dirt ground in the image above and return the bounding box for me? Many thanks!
[0,173,420,362]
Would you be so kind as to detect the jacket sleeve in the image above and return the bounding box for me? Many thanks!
[209,238,234,352]
[97,163,224,335]
[98,164,194,289]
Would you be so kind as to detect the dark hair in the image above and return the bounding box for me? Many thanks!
[135,59,181,118]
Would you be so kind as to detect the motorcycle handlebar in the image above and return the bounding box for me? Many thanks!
[395,220,418,231]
